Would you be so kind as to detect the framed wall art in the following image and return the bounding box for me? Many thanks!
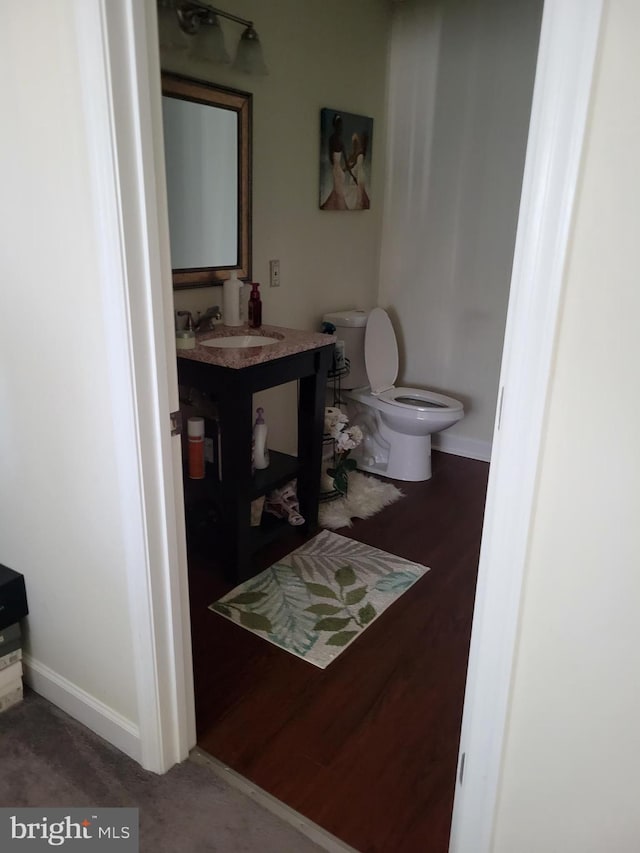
[319,108,373,211]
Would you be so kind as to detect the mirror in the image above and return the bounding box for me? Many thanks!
[161,72,252,289]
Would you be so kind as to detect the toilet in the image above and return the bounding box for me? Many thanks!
[323,308,464,481]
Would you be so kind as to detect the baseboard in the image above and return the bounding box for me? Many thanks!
[22,654,141,764]
[432,433,492,462]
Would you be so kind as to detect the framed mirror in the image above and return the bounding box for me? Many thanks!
[161,72,252,289]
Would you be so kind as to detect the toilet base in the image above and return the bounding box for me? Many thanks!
[353,433,433,482]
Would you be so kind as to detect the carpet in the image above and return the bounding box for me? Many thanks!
[319,470,404,530]
[210,530,429,668]
[0,691,324,852]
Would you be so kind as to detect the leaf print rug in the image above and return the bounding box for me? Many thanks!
[209,530,430,668]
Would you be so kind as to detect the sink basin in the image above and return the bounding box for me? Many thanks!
[200,335,280,349]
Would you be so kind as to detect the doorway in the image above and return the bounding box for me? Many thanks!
[165,6,539,846]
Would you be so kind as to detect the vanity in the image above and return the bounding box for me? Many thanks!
[177,324,334,583]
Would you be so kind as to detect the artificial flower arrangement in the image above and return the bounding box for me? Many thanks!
[323,407,363,495]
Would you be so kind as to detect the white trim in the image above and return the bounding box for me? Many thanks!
[431,433,492,463]
[102,0,195,771]
[449,2,603,851]
[23,655,141,764]
[141,0,197,760]
[74,0,194,773]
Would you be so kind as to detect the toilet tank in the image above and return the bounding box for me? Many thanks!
[322,309,369,389]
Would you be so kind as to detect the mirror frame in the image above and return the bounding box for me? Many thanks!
[161,72,252,289]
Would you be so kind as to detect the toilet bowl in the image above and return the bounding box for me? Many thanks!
[323,307,464,481]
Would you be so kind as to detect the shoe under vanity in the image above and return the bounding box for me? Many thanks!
[177,322,334,583]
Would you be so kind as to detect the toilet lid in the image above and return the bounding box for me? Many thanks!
[365,307,398,394]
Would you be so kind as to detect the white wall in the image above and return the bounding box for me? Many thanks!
[492,2,640,849]
[0,2,138,740]
[379,0,542,458]
[160,0,391,452]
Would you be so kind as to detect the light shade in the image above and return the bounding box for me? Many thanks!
[189,13,231,64]
[158,0,190,52]
[232,26,268,76]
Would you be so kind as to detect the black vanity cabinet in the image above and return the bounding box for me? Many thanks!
[177,334,334,583]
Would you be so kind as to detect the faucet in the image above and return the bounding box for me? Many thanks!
[194,305,222,331]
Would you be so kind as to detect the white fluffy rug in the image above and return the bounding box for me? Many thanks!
[318,470,404,530]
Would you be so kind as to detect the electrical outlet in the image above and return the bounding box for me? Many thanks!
[269,259,280,287]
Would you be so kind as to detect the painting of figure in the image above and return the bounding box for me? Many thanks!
[319,108,373,211]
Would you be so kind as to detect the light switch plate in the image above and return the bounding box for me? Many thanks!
[269,259,280,287]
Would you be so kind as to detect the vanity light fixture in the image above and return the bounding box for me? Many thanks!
[173,0,268,75]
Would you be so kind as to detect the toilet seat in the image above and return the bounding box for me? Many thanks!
[378,386,463,414]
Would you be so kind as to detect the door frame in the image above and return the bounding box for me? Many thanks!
[81,0,196,771]
[449,1,603,849]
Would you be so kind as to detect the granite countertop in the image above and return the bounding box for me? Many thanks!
[176,323,335,370]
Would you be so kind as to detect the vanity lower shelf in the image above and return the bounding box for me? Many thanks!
[250,451,301,499]
[184,450,300,503]
[183,450,303,569]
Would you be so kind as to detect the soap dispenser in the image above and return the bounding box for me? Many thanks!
[248,282,262,328]
[223,270,242,327]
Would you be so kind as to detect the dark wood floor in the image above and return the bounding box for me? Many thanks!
[187,451,489,853]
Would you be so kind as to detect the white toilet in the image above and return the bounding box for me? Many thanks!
[323,308,464,481]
